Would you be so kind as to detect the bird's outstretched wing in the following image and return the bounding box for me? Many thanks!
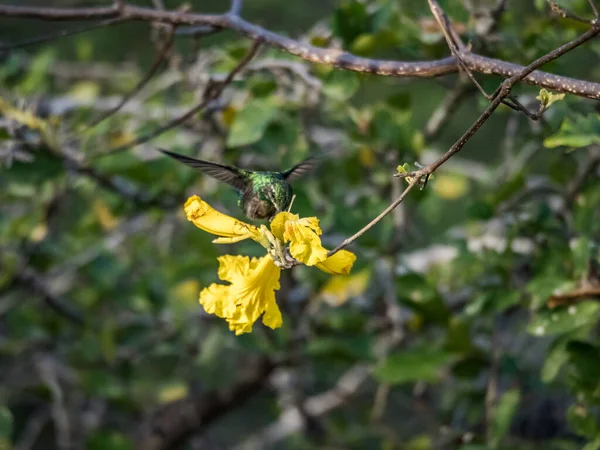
[282,153,324,182]
[159,148,246,191]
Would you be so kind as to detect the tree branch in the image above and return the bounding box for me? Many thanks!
[429,0,545,119]
[84,25,176,130]
[135,357,281,450]
[328,23,600,257]
[12,266,85,325]
[409,24,600,179]
[547,0,593,24]
[0,18,122,53]
[95,39,262,157]
[1,3,600,99]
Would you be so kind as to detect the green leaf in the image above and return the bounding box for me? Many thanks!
[565,340,600,394]
[0,406,13,439]
[567,403,600,439]
[406,435,433,450]
[331,1,371,44]
[527,302,600,337]
[544,114,600,150]
[322,70,360,101]
[100,320,116,364]
[395,273,449,325]
[306,336,373,361]
[583,437,600,450]
[87,431,133,450]
[19,48,55,95]
[374,348,454,385]
[536,88,565,109]
[445,317,473,353]
[541,341,570,383]
[226,98,278,147]
[489,389,521,449]
[351,33,378,55]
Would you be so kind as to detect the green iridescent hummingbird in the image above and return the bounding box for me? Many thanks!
[159,149,321,221]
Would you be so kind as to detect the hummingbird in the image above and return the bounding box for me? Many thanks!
[159,148,321,221]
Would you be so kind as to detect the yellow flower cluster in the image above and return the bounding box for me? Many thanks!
[184,196,356,335]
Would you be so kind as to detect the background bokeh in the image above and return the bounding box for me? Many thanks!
[1,0,600,449]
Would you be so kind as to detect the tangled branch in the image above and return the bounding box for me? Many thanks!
[1,2,600,99]
[328,3,600,257]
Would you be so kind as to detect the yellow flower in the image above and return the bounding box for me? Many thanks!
[185,195,356,334]
[270,212,328,266]
[200,255,282,335]
[185,196,264,245]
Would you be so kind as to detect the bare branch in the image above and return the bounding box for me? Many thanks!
[135,357,281,450]
[428,0,490,98]
[418,24,600,179]
[113,0,125,11]
[0,3,599,99]
[326,178,420,256]
[425,79,475,139]
[95,39,262,158]
[562,146,600,210]
[547,0,593,24]
[234,365,369,450]
[230,0,243,16]
[329,24,600,257]
[589,0,600,18]
[428,0,541,118]
[151,0,165,10]
[12,266,85,325]
[71,157,177,207]
[0,18,122,53]
[14,408,50,450]
[84,25,176,130]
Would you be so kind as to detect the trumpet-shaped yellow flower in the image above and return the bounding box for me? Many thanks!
[200,255,282,335]
[185,195,356,334]
[185,196,264,245]
[271,212,328,266]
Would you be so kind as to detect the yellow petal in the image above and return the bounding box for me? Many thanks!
[199,283,236,318]
[315,250,356,275]
[270,211,297,241]
[262,298,283,330]
[212,235,253,244]
[216,254,248,283]
[184,195,261,242]
[199,254,282,335]
[287,223,328,265]
[271,212,328,266]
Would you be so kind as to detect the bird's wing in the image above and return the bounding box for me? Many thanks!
[282,153,323,182]
[159,148,246,191]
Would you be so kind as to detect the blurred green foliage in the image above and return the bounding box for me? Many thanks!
[1,0,600,449]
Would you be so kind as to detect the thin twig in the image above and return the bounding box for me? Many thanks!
[84,25,176,130]
[135,357,282,450]
[14,266,85,325]
[428,0,540,119]
[328,24,600,257]
[419,24,600,179]
[0,3,599,98]
[563,146,600,210]
[0,18,122,53]
[151,0,165,10]
[326,178,419,256]
[547,0,593,24]
[425,79,475,139]
[428,0,490,99]
[94,39,262,158]
[589,0,599,18]
[230,0,243,16]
